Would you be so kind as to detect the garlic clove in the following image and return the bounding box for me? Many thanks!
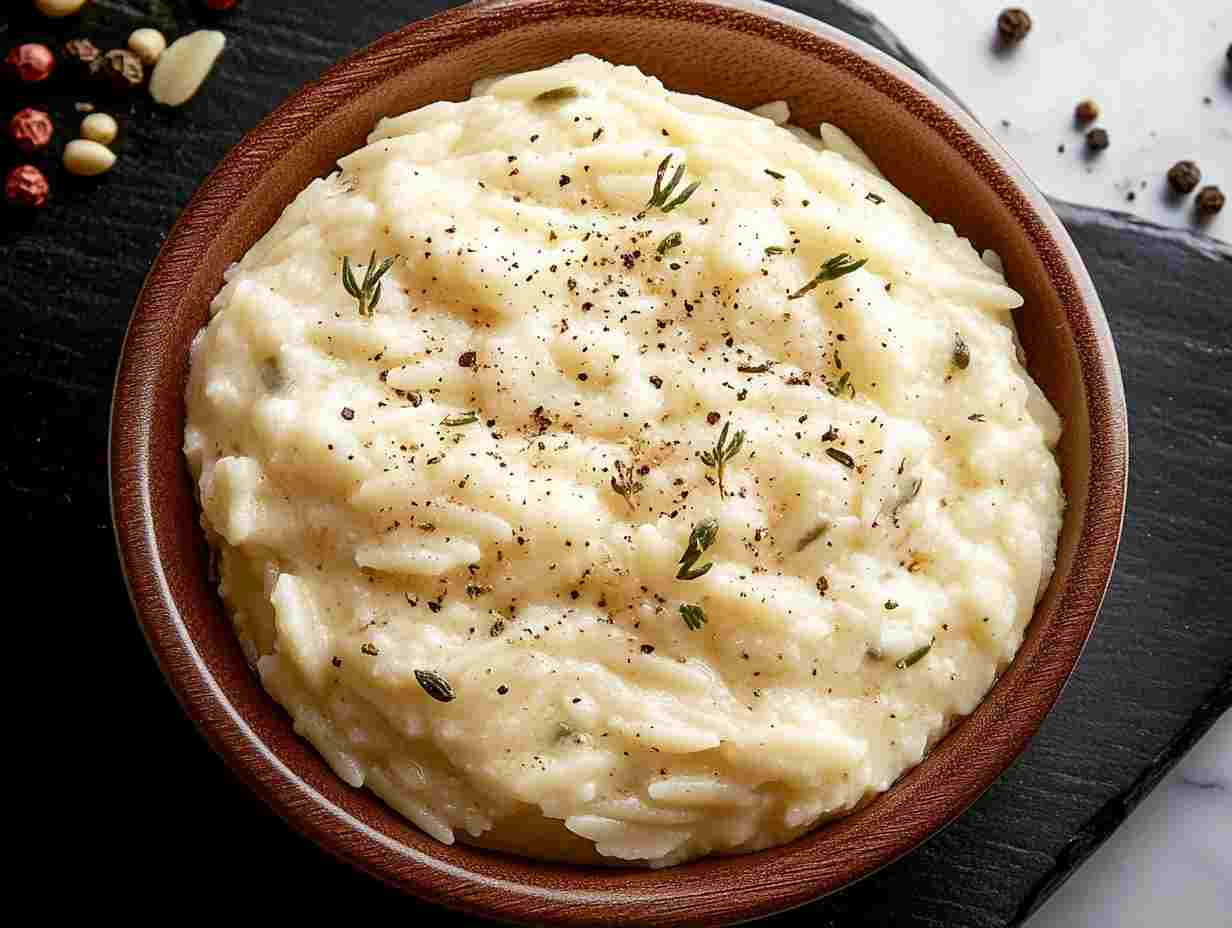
[149,30,226,108]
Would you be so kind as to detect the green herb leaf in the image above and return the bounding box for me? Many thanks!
[657,231,683,255]
[826,447,855,469]
[896,638,934,670]
[737,362,772,374]
[534,86,582,103]
[827,370,852,398]
[764,245,786,255]
[698,421,745,498]
[441,413,479,427]
[645,154,702,212]
[680,603,707,630]
[952,332,971,370]
[676,517,719,580]
[788,253,867,300]
[341,251,397,318]
[796,520,830,552]
[610,460,643,511]
[414,669,456,702]
[764,168,785,180]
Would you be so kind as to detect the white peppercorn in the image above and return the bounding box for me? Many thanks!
[80,112,118,146]
[128,28,167,67]
[64,138,116,176]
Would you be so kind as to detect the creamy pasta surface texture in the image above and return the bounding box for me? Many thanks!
[185,55,1064,866]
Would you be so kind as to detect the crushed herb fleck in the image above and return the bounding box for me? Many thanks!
[680,603,707,630]
[677,518,719,580]
[826,447,855,469]
[414,669,455,702]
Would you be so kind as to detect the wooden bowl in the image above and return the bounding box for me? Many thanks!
[110,1,1128,923]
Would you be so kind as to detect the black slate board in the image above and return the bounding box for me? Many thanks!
[3,2,1229,924]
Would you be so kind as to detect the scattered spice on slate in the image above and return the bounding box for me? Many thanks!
[4,44,56,83]
[63,38,101,78]
[997,8,1032,44]
[414,669,456,702]
[1085,128,1110,152]
[93,49,145,95]
[1074,99,1100,123]
[8,109,54,155]
[4,165,50,209]
[1167,161,1202,194]
[1196,185,1225,215]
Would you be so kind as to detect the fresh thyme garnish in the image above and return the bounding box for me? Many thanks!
[533,86,582,103]
[414,669,456,702]
[826,447,855,469]
[645,154,701,212]
[796,520,830,552]
[341,251,397,318]
[699,421,745,498]
[896,638,935,670]
[680,603,707,630]
[610,460,643,511]
[676,517,719,580]
[952,333,971,370]
[827,370,853,398]
[764,168,785,180]
[657,231,683,255]
[788,253,867,300]
[764,246,786,255]
[441,413,479,427]
[890,477,923,519]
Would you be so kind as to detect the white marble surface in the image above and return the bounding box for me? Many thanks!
[862,1,1232,923]
[874,0,1231,243]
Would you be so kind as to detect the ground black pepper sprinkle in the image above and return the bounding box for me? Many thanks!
[340,407,355,420]
[1085,128,1110,152]
[1167,161,1202,194]
[458,350,477,367]
[706,411,721,425]
[997,8,1032,44]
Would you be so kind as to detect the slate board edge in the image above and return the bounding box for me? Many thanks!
[1013,675,1231,922]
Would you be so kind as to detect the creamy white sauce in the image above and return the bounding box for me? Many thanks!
[184,55,1064,866]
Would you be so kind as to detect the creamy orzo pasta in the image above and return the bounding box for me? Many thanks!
[184,55,1064,866]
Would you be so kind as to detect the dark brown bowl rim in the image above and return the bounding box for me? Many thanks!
[110,1,1128,924]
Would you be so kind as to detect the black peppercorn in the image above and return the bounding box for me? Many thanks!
[1167,161,1202,194]
[997,8,1032,43]
[1196,185,1225,215]
[1085,128,1110,152]
[1074,99,1100,123]
[63,38,101,79]
[92,48,144,95]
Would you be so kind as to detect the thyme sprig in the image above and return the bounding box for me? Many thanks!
[646,154,702,212]
[610,460,643,511]
[414,669,456,702]
[676,517,719,580]
[827,370,852,398]
[534,86,582,103]
[342,251,397,318]
[699,421,745,498]
[657,231,683,255]
[680,603,707,630]
[896,638,934,670]
[788,252,867,300]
